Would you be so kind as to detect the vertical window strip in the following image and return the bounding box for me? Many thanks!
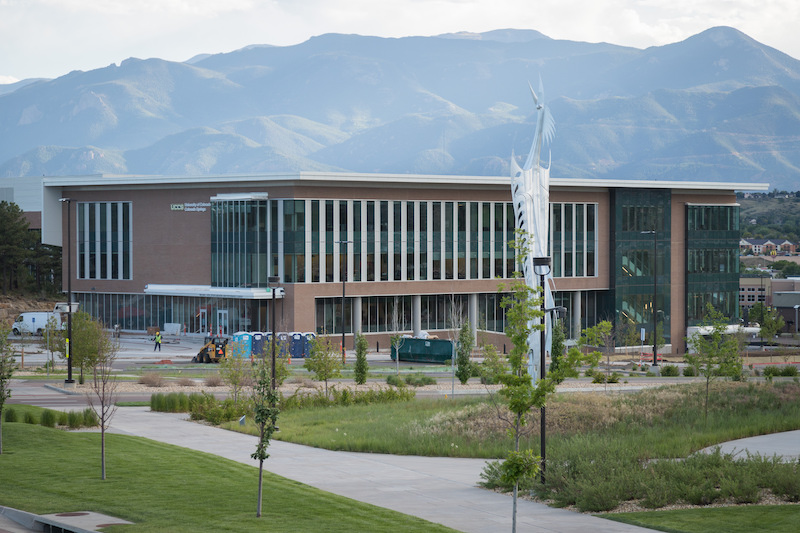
[77,201,132,281]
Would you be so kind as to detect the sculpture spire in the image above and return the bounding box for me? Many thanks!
[510,78,556,382]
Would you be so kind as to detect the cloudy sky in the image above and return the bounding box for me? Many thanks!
[1,0,798,84]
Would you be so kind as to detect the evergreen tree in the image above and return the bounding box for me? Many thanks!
[455,322,474,384]
[549,319,566,383]
[0,201,33,294]
[353,332,369,385]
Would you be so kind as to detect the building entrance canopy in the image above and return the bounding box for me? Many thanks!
[144,284,283,300]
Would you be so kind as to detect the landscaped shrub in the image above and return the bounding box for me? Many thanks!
[404,373,436,387]
[683,365,697,377]
[57,411,69,426]
[719,477,760,504]
[607,372,621,383]
[386,374,406,387]
[479,344,508,385]
[639,475,680,509]
[280,386,415,411]
[574,478,625,512]
[204,374,224,387]
[151,392,192,413]
[660,364,679,377]
[684,479,720,506]
[4,408,17,423]
[139,372,165,387]
[761,365,798,377]
[67,410,83,429]
[83,408,98,427]
[768,463,800,502]
[177,377,196,386]
[192,397,250,425]
[592,372,606,383]
[40,409,57,428]
[188,392,212,413]
[24,411,37,424]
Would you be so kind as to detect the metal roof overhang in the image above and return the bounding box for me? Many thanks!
[144,284,283,300]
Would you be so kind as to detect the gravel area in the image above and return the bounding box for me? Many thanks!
[47,376,681,396]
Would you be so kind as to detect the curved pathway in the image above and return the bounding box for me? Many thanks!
[108,406,652,533]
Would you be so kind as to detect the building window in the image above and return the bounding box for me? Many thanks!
[549,202,598,278]
[77,201,132,281]
[210,196,269,287]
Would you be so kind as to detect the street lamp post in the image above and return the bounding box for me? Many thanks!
[59,198,75,385]
[641,229,658,366]
[794,304,799,335]
[336,240,352,365]
[268,275,280,392]
[532,256,550,483]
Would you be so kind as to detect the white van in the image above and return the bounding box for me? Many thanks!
[12,312,61,336]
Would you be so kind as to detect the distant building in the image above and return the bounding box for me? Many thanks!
[40,172,764,354]
[739,238,796,255]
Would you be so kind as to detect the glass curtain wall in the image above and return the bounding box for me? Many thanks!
[611,189,672,346]
[686,204,740,324]
[210,197,269,288]
[74,292,264,334]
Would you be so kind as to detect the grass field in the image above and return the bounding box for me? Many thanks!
[603,505,800,533]
[256,382,800,460]
[0,421,456,532]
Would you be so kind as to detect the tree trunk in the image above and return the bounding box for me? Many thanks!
[512,482,518,533]
[0,416,4,454]
[256,460,264,517]
[101,426,106,480]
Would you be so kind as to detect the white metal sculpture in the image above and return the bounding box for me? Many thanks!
[510,79,556,382]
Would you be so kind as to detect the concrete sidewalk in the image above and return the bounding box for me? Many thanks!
[700,430,800,462]
[107,407,652,533]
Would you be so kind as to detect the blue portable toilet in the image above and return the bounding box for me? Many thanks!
[252,332,265,358]
[262,332,277,358]
[290,332,304,358]
[277,332,290,358]
[230,331,252,357]
[303,332,316,358]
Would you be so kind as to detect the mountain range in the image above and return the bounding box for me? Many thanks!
[1,27,799,189]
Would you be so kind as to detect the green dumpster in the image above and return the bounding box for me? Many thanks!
[390,338,454,364]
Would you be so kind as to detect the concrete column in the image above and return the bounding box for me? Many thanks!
[573,290,582,340]
[412,294,421,337]
[469,293,478,338]
[353,296,363,335]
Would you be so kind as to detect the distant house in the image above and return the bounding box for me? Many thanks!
[739,238,795,255]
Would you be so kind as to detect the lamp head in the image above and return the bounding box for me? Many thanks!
[533,256,551,275]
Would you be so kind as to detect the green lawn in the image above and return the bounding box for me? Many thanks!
[0,422,456,532]
[603,505,800,533]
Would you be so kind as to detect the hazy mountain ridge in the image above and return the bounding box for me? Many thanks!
[1,26,799,188]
